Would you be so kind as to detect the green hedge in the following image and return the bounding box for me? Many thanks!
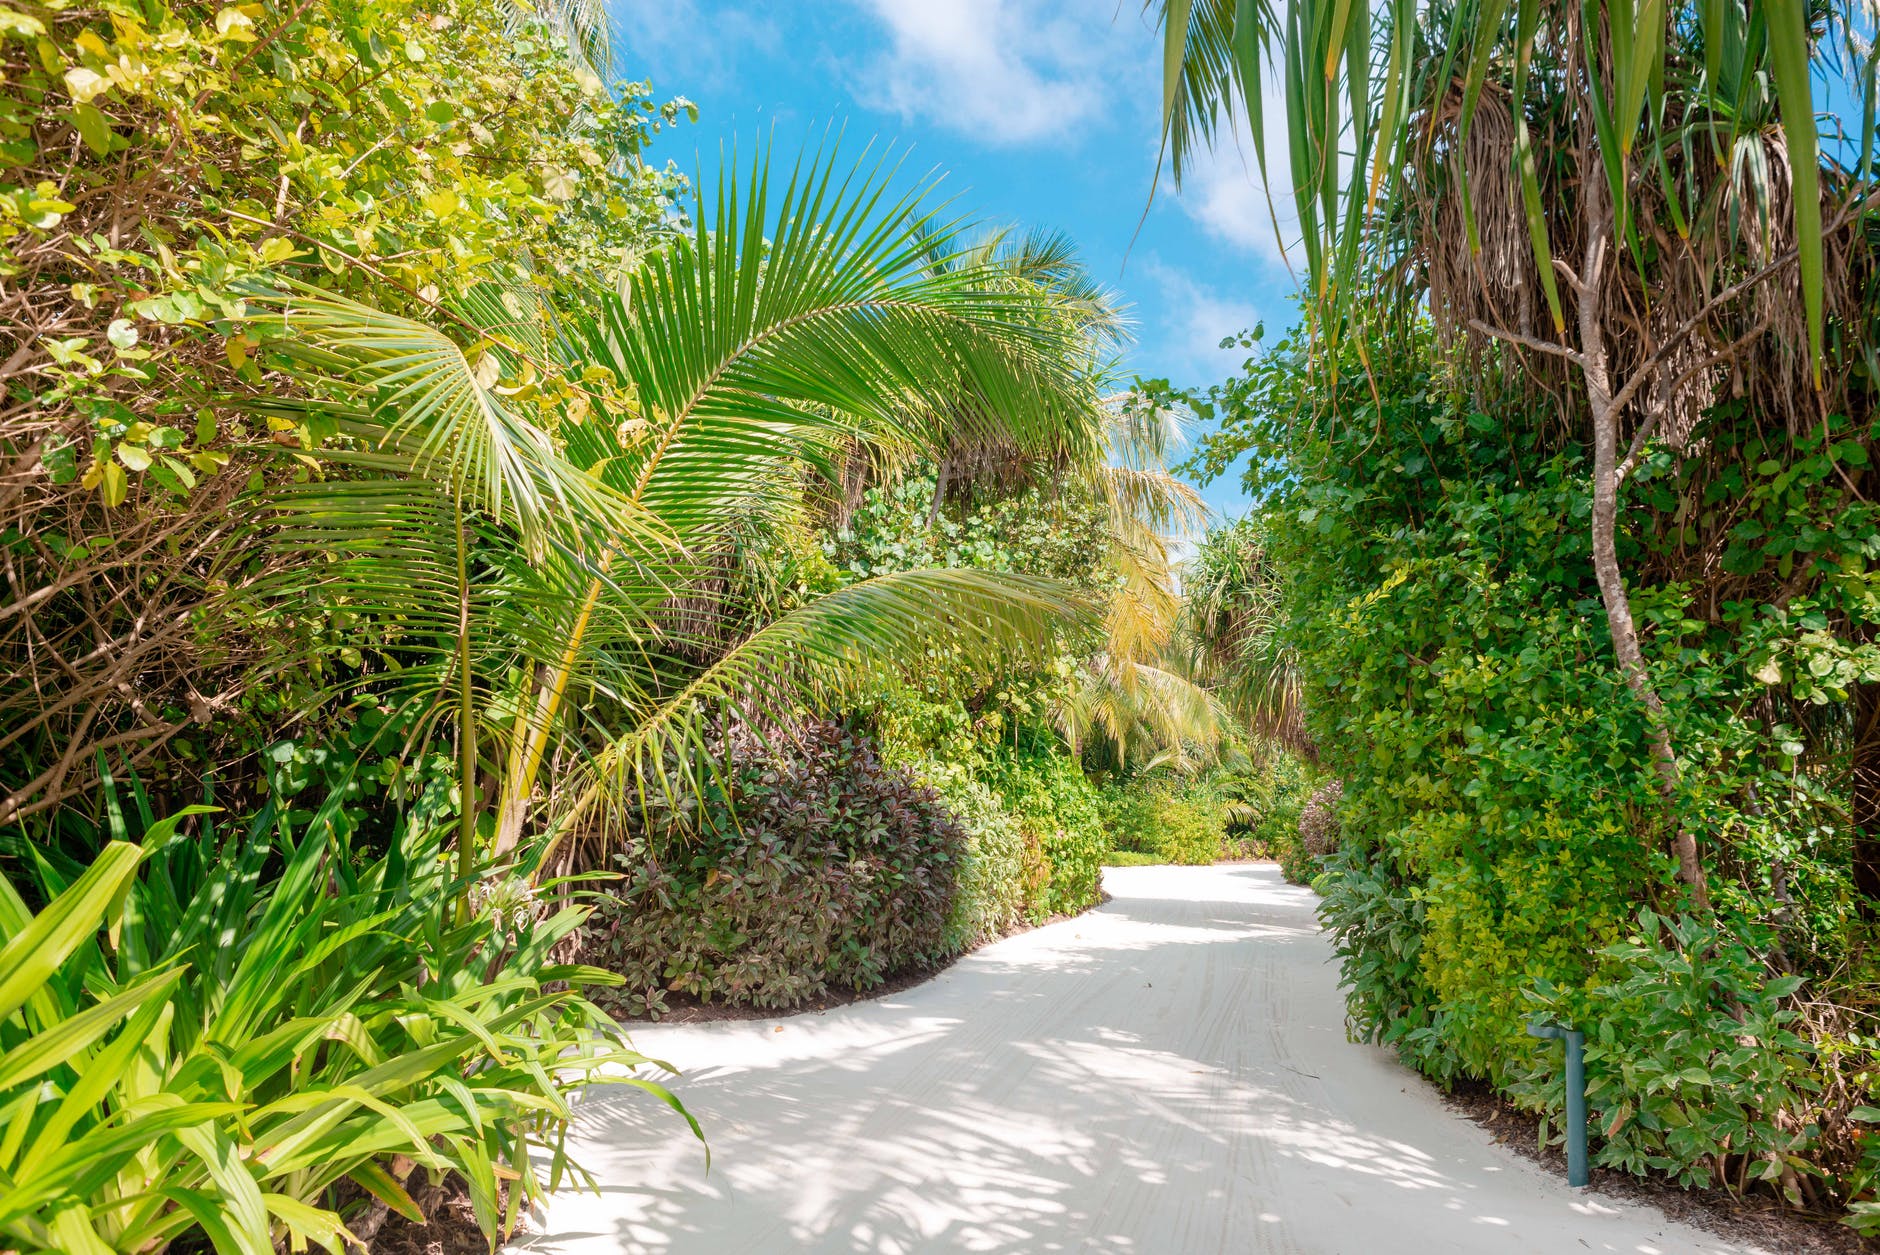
[918,762,1028,952]
[1185,327,1880,1212]
[982,744,1107,920]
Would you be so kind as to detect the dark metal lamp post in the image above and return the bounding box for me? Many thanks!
[1526,1020,1588,1188]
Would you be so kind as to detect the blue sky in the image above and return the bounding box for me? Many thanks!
[611,0,1298,515]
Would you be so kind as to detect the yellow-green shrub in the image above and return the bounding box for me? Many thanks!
[1100,778,1226,865]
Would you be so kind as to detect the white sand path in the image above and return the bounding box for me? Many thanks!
[530,863,1764,1255]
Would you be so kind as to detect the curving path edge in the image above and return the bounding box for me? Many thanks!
[528,863,1763,1255]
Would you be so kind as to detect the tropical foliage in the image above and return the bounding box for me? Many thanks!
[1,776,693,1255]
[0,0,1255,1247]
[1100,776,1229,865]
[0,0,688,825]
[583,721,964,1016]
[1148,0,1880,1230]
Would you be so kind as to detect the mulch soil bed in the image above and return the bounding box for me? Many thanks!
[357,1177,508,1255]
[1443,1076,1878,1253]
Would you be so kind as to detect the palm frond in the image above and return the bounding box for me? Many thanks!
[559,144,1108,533]
[253,288,643,549]
[557,569,1093,821]
[502,142,1127,833]
[1061,657,1231,773]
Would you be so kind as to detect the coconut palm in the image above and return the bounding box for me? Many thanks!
[814,224,1221,774]
[253,143,1113,875]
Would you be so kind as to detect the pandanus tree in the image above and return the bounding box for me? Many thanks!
[1180,515,1306,756]
[1145,0,1877,907]
[254,145,1108,878]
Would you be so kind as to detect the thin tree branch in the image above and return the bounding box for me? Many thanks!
[1467,319,1586,365]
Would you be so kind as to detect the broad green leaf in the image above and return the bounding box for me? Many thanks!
[1763,0,1823,385]
[0,841,142,1024]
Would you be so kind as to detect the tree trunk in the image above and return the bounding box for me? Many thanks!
[1576,161,1711,912]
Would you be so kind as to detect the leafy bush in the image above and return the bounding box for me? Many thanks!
[1297,779,1344,856]
[916,761,1028,953]
[0,789,685,1255]
[1514,912,1816,1191]
[1272,777,1343,883]
[1,0,689,818]
[1211,751,1315,869]
[585,722,964,1013]
[1178,326,1880,1212]
[1100,778,1226,865]
[1262,794,1312,883]
[982,744,1106,920]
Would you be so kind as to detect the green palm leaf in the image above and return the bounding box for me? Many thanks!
[556,567,1098,842]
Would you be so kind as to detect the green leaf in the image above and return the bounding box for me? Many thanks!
[346,1160,425,1222]
[71,103,112,157]
[0,966,181,1091]
[1763,0,1824,385]
[0,841,143,1024]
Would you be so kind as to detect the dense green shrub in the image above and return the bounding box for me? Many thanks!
[1100,777,1226,865]
[1264,798,1313,883]
[983,744,1107,920]
[1519,912,1817,1190]
[1208,750,1315,868]
[1,0,688,819]
[824,463,1134,927]
[1230,756,1315,882]
[916,762,1028,952]
[585,723,964,1014]
[1180,326,1880,1211]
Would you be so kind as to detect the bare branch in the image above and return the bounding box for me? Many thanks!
[1466,319,1586,366]
[1609,190,1880,419]
[1615,317,1775,484]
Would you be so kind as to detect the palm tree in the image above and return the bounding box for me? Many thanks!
[1059,395,1227,772]
[810,225,1222,775]
[255,144,1111,875]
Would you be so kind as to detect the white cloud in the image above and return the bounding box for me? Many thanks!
[1136,256,1266,383]
[609,0,781,92]
[847,0,1130,145]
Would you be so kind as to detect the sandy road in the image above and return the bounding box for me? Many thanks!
[529,863,1761,1255]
